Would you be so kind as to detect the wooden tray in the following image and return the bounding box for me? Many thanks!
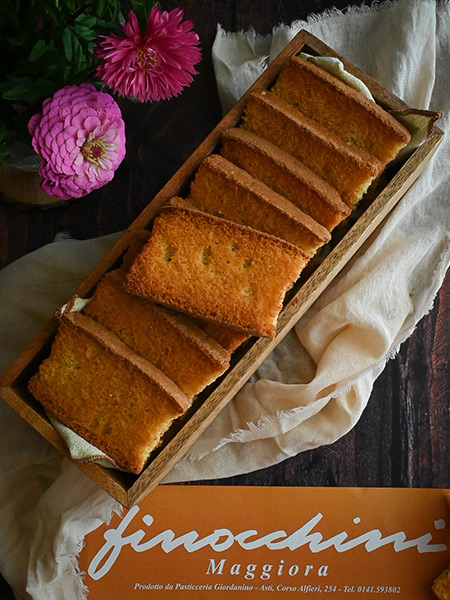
[0,31,444,507]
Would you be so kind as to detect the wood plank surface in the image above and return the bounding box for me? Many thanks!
[0,0,449,593]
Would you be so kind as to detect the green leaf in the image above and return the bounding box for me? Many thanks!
[62,28,73,62]
[29,40,48,62]
[63,65,72,83]
[97,0,108,17]
[75,14,97,29]
[0,76,57,102]
[130,0,158,28]
[2,85,32,101]
[72,23,95,43]
[71,35,86,71]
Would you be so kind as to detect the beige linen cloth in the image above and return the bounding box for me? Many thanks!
[0,1,449,598]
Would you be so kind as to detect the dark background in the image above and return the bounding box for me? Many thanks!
[1,1,449,597]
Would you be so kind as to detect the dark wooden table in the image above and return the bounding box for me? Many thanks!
[1,1,449,596]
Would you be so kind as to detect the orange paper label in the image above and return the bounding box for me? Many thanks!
[78,486,450,599]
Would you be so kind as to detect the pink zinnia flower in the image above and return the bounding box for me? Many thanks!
[28,83,126,200]
[95,7,201,103]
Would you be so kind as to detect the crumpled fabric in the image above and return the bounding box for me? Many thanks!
[0,1,449,598]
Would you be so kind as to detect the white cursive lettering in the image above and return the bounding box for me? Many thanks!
[87,508,447,580]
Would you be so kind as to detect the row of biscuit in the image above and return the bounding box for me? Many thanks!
[27,54,412,474]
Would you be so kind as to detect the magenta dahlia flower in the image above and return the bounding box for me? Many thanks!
[95,7,201,103]
[28,83,126,200]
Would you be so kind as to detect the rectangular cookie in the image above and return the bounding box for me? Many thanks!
[242,90,383,207]
[220,128,350,231]
[84,269,230,399]
[188,153,331,256]
[28,312,190,474]
[272,56,411,164]
[124,205,308,338]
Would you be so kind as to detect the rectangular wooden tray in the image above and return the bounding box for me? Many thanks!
[0,30,444,507]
